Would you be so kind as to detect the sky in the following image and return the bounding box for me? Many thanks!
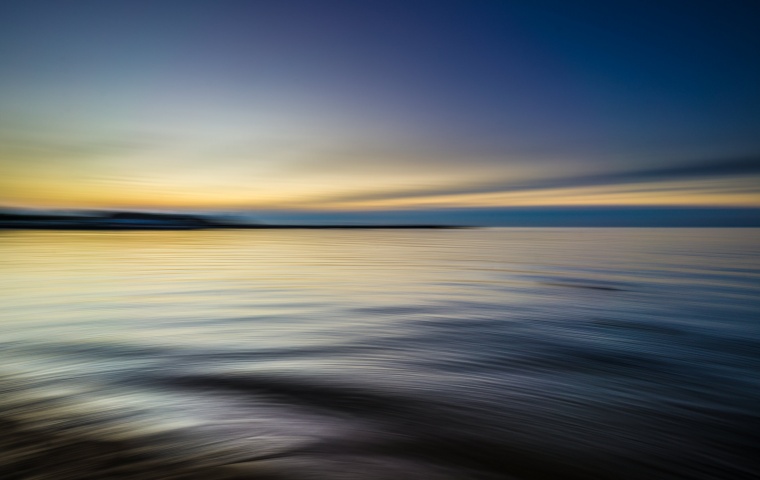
[1,0,759,223]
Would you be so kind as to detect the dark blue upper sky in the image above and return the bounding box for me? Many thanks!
[1,0,759,214]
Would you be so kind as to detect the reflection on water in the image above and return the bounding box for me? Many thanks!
[1,228,759,479]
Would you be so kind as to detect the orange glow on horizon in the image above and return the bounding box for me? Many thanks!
[3,173,759,212]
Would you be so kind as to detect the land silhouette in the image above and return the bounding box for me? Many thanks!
[0,210,455,230]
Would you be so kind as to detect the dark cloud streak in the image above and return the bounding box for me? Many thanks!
[324,155,760,203]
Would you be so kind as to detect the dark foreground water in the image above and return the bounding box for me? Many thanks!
[1,228,758,479]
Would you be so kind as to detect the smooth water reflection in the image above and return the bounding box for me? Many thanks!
[1,229,759,479]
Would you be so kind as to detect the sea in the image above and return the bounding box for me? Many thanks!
[1,228,758,479]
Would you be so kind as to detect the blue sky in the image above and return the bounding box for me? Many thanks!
[1,0,759,222]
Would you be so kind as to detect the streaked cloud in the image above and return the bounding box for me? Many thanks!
[313,156,760,207]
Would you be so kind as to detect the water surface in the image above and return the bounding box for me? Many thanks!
[1,228,758,479]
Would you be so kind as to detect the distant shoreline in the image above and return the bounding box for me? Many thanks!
[0,211,461,230]
[0,224,461,230]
